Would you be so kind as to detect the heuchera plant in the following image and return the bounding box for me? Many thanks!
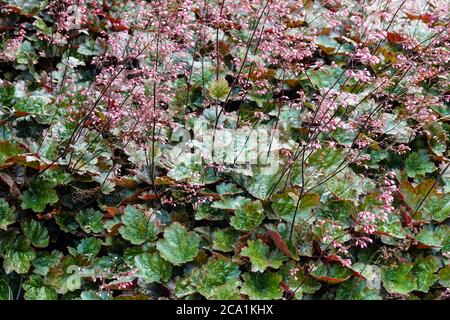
[0,0,449,300]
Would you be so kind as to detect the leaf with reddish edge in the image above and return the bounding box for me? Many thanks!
[266,228,295,259]
[401,209,413,226]
[312,275,350,285]
[399,180,450,223]
[310,261,353,284]
[4,5,34,17]
[119,189,148,206]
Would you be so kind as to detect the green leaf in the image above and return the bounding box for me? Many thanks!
[422,192,450,223]
[272,191,319,222]
[77,38,106,56]
[32,250,63,276]
[124,247,146,266]
[279,262,321,297]
[80,290,113,300]
[351,263,381,290]
[302,65,348,90]
[327,168,375,199]
[119,205,157,245]
[21,178,58,213]
[310,262,353,284]
[208,78,230,101]
[216,182,241,195]
[167,162,219,184]
[313,220,352,245]
[405,151,436,178]
[23,275,57,300]
[75,208,104,233]
[174,269,202,298]
[306,146,346,178]
[22,219,49,248]
[156,222,200,266]
[240,170,285,200]
[195,202,228,221]
[411,256,439,292]
[3,0,46,15]
[76,237,102,258]
[212,228,240,252]
[54,212,79,233]
[319,198,354,226]
[41,255,81,295]
[399,180,450,222]
[381,263,417,294]
[274,106,302,130]
[375,214,406,239]
[0,279,12,300]
[0,85,15,107]
[241,271,283,300]
[203,280,241,300]
[438,265,450,288]
[0,230,15,255]
[197,258,241,299]
[134,252,172,284]
[33,18,51,36]
[336,278,381,300]
[316,35,349,55]
[212,196,248,210]
[230,199,265,231]
[241,239,287,272]
[0,198,15,230]
[415,224,449,248]
[3,236,36,274]
[0,140,23,164]
[63,265,82,292]
[366,149,389,169]
[426,123,447,156]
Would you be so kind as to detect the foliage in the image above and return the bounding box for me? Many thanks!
[0,0,448,300]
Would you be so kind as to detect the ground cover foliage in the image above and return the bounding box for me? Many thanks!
[0,0,449,300]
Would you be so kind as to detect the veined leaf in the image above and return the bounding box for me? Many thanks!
[156,222,200,266]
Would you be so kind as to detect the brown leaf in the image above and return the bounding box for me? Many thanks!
[405,12,438,24]
[114,177,137,189]
[119,189,146,205]
[154,176,176,185]
[280,281,295,298]
[102,206,120,218]
[401,209,413,226]
[255,232,271,244]
[0,172,21,198]
[387,32,407,44]
[0,154,57,170]
[311,275,350,284]
[267,229,295,259]
[13,111,31,117]
[37,208,59,220]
